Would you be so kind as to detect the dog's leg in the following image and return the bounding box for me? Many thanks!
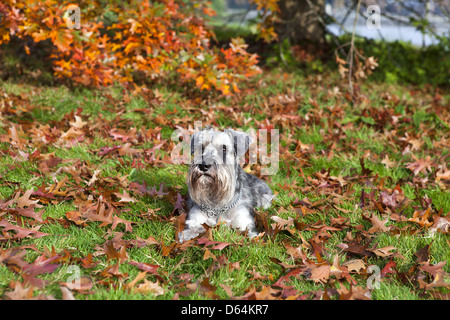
[178,206,208,242]
[228,207,258,238]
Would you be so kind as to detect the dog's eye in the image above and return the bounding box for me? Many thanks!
[222,145,227,153]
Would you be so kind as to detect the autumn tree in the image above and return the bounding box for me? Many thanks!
[0,0,261,95]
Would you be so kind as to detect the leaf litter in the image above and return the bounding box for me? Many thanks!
[0,74,449,300]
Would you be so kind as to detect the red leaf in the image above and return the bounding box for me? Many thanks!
[0,219,49,240]
[127,261,160,274]
[22,254,60,287]
[197,238,231,250]
[98,145,121,156]
[381,261,397,277]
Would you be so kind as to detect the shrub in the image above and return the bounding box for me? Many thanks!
[0,0,261,94]
[332,35,450,87]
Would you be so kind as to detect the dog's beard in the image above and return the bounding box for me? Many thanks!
[187,164,235,208]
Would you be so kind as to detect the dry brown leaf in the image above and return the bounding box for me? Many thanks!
[114,190,136,203]
[307,264,331,283]
[408,207,434,228]
[429,215,450,234]
[271,215,294,230]
[342,259,366,273]
[366,213,391,234]
[69,115,87,129]
[368,245,399,258]
[381,155,396,169]
[127,271,165,296]
[16,189,40,208]
[60,276,93,292]
[406,155,433,176]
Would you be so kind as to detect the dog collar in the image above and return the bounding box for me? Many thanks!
[200,188,242,218]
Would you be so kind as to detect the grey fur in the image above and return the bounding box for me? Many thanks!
[178,127,274,242]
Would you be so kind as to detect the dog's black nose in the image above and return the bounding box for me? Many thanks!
[199,162,211,172]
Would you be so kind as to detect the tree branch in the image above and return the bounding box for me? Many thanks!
[348,0,362,97]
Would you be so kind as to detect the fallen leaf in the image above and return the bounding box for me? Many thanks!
[101,240,128,262]
[237,285,281,300]
[429,215,450,234]
[203,248,217,261]
[342,259,366,273]
[270,215,294,230]
[381,155,396,169]
[419,261,447,277]
[69,115,87,129]
[304,264,330,283]
[368,245,400,258]
[408,207,434,228]
[61,276,93,292]
[4,281,53,300]
[60,286,76,300]
[127,261,160,274]
[406,155,433,176]
[338,284,371,300]
[16,189,40,208]
[127,272,165,296]
[363,212,391,233]
[114,190,136,203]
[0,219,49,240]
[22,254,60,287]
[381,261,397,277]
[415,245,430,263]
[197,238,231,251]
[81,254,98,268]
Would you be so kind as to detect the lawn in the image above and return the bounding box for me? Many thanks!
[0,69,449,300]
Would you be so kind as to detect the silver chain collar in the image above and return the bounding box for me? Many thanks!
[200,188,242,218]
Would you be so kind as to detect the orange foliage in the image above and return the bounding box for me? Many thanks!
[0,0,261,94]
[251,0,280,43]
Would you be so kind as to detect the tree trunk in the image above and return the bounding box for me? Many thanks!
[276,0,326,45]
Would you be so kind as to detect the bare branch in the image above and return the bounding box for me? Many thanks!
[348,0,362,97]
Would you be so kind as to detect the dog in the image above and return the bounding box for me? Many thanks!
[178,127,274,242]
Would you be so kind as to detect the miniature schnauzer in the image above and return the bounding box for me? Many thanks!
[178,127,274,242]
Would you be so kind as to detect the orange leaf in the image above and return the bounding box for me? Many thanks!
[195,75,204,88]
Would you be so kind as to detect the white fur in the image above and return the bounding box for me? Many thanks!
[178,204,257,242]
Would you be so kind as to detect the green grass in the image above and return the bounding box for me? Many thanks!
[0,70,449,300]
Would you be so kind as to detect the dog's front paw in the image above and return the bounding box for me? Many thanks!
[177,228,200,243]
[247,229,259,239]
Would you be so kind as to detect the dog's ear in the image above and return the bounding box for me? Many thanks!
[190,131,204,165]
[225,129,252,157]
[190,131,200,155]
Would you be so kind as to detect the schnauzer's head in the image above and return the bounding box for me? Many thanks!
[187,127,251,208]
